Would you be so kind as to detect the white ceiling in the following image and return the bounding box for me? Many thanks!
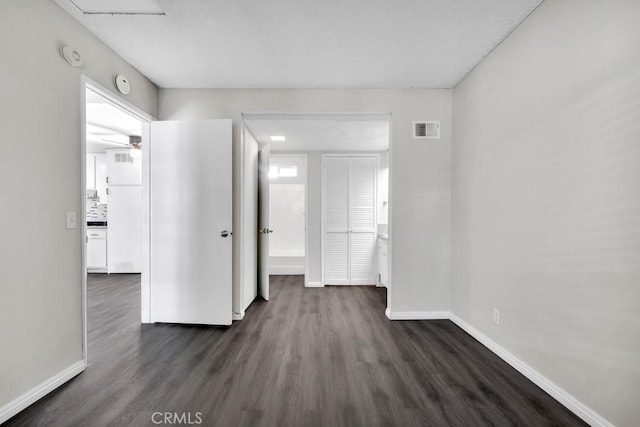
[54,0,542,89]
[244,114,390,152]
[86,88,142,152]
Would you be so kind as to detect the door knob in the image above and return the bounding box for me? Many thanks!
[260,228,274,234]
[221,230,231,238]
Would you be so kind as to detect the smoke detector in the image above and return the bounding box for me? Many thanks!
[114,75,131,95]
[60,45,83,67]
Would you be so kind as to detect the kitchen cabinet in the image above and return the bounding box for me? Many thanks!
[87,228,107,272]
[86,154,95,191]
[95,153,107,202]
[86,153,108,203]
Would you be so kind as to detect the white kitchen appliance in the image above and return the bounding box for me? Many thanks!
[106,148,142,273]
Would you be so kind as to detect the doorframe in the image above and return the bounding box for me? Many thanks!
[237,119,255,319]
[321,153,379,286]
[237,121,246,320]
[303,155,309,286]
[80,76,155,365]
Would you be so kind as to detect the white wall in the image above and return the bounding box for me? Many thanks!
[377,151,389,226]
[451,1,640,425]
[269,183,305,274]
[269,155,306,256]
[269,184,305,256]
[0,0,158,416]
[268,155,306,275]
[160,89,452,313]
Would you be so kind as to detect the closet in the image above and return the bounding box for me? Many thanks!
[322,155,377,285]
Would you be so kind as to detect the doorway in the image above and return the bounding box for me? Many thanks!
[241,113,392,314]
[81,78,153,362]
[268,154,308,276]
[82,81,235,346]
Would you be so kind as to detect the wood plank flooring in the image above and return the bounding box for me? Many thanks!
[7,274,585,426]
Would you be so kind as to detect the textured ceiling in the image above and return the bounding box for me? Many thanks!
[54,0,542,89]
[244,114,390,152]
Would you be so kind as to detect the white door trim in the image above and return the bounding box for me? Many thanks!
[80,76,155,365]
[238,119,247,318]
[303,154,309,285]
[237,118,267,316]
[386,116,394,315]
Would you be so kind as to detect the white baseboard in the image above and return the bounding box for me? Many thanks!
[448,313,612,427]
[305,281,323,288]
[269,266,305,275]
[384,308,449,320]
[232,311,245,321]
[0,360,86,424]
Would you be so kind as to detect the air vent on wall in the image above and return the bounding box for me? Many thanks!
[115,152,134,163]
[412,121,440,139]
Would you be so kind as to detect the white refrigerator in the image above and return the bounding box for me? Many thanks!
[106,148,142,273]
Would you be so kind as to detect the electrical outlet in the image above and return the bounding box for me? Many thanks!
[493,308,500,325]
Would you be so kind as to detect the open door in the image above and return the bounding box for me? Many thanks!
[149,119,233,325]
[258,144,271,300]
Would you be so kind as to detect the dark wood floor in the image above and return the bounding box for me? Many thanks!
[7,274,585,427]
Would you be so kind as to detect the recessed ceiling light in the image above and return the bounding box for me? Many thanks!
[270,135,286,142]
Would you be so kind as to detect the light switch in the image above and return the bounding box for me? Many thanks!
[66,211,77,229]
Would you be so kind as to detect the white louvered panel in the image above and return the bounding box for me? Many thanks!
[350,232,377,284]
[324,158,349,230]
[324,232,349,284]
[349,157,376,231]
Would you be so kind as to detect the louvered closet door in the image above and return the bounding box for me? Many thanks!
[323,156,377,285]
[348,157,377,284]
[323,158,350,284]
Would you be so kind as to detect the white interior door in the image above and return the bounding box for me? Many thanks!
[150,119,233,325]
[241,126,259,311]
[258,144,270,300]
[323,156,377,285]
[348,157,377,284]
[323,157,350,285]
